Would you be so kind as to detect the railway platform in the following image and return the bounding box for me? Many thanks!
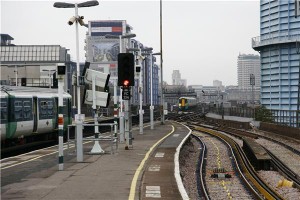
[1,121,191,200]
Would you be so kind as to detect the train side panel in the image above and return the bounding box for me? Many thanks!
[0,95,8,140]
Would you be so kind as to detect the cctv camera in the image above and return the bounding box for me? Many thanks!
[68,16,76,25]
[78,18,85,26]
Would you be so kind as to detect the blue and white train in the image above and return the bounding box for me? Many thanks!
[0,86,72,144]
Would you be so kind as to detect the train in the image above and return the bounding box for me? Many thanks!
[1,86,72,145]
[178,97,197,112]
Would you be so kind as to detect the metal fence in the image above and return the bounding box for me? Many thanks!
[208,106,300,128]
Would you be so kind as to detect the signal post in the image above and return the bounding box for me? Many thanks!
[118,53,134,149]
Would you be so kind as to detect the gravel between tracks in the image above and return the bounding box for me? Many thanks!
[218,130,300,200]
[180,136,200,199]
[180,131,254,199]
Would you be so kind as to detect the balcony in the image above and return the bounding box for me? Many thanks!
[252,31,300,50]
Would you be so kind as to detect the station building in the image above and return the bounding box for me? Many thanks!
[0,34,73,93]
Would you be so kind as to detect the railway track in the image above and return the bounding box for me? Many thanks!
[186,124,285,200]
[192,131,256,199]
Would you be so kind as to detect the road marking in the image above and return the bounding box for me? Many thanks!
[128,125,175,200]
[148,165,161,172]
[155,152,165,158]
[173,134,180,137]
[145,186,161,198]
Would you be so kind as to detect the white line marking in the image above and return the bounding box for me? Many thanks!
[173,134,180,137]
[146,186,161,198]
[148,165,161,172]
[155,152,165,158]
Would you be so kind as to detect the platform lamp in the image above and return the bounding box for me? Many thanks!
[53,0,99,163]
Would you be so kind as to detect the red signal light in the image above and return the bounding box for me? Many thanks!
[123,80,130,86]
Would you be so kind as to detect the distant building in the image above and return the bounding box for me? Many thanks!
[85,20,159,105]
[237,54,260,90]
[213,80,225,91]
[172,70,181,85]
[172,70,187,86]
[0,34,72,92]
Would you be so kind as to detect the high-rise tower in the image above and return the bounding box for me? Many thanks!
[252,0,300,126]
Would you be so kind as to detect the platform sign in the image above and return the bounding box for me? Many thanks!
[122,87,131,100]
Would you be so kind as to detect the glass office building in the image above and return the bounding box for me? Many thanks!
[252,0,300,126]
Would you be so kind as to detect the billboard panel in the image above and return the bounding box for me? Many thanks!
[92,41,119,62]
[89,20,125,36]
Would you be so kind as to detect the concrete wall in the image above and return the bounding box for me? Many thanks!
[260,122,300,140]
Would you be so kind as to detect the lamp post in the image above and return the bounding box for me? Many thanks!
[54,0,99,163]
[42,69,56,88]
[159,0,165,124]
[129,47,152,134]
[144,52,161,130]
[105,33,136,143]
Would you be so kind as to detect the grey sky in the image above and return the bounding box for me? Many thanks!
[1,0,260,86]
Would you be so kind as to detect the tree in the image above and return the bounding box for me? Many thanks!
[255,106,273,122]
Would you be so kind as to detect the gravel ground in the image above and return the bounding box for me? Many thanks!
[180,131,254,200]
[253,130,300,152]
[255,137,300,176]
[217,130,300,200]
[180,136,200,199]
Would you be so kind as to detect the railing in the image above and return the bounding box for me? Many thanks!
[208,106,300,128]
[252,31,300,48]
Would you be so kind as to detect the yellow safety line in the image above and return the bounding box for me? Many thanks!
[128,125,175,200]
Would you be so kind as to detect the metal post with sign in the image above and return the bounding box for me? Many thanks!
[57,63,65,170]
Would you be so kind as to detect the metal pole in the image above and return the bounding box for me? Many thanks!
[139,48,143,134]
[114,80,118,137]
[160,0,165,124]
[295,41,300,127]
[297,47,300,128]
[150,54,154,129]
[119,35,125,142]
[90,75,104,154]
[58,76,64,170]
[75,3,81,115]
[15,65,17,86]
[75,3,83,162]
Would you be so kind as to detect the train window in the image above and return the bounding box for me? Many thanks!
[47,100,54,117]
[0,100,7,123]
[39,100,48,119]
[23,101,32,120]
[39,99,55,119]
[14,100,23,121]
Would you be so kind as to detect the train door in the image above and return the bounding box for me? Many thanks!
[33,97,38,132]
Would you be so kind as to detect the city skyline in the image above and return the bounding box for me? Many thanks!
[1,0,260,86]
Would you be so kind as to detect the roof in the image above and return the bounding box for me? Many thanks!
[0,34,14,41]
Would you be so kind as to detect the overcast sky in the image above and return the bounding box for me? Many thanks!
[1,0,260,86]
